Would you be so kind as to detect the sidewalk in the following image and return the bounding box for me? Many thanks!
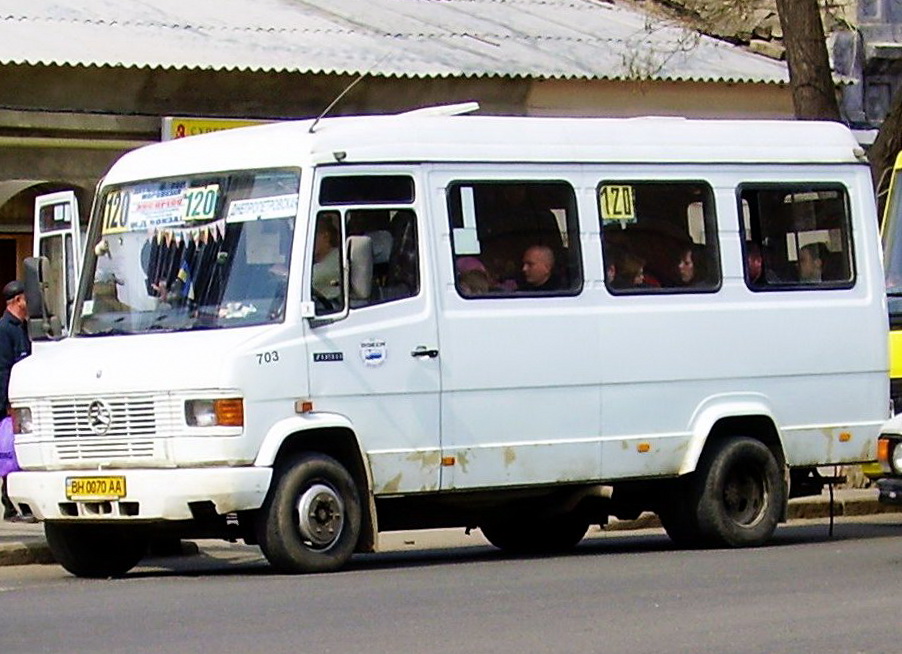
[1,488,900,567]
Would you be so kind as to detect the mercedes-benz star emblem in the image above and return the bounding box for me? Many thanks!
[87,399,113,436]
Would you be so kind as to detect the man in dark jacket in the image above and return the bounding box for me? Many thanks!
[0,280,30,520]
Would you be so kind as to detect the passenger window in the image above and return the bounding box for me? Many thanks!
[311,207,420,315]
[447,181,582,297]
[599,181,720,294]
[739,185,854,290]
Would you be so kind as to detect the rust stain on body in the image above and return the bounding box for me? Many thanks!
[503,447,517,466]
[406,451,441,468]
[380,473,402,494]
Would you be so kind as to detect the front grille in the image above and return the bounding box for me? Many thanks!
[55,440,156,461]
[50,396,157,438]
[39,393,180,463]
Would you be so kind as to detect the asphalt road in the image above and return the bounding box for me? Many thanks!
[2,515,902,654]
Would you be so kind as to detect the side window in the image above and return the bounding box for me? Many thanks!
[599,181,720,294]
[345,208,419,307]
[311,207,420,316]
[312,174,419,316]
[739,185,854,290]
[311,210,343,314]
[447,181,582,297]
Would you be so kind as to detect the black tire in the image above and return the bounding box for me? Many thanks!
[693,437,785,547]
[480,513,589,554]
[45,522,148,578]
[257,453,361,574]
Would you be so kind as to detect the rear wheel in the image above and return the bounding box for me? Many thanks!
[257,453,361,574]
[694,437,784,547]
[659,437,784,548]
[480,512,589,554]
[45,522,148,578]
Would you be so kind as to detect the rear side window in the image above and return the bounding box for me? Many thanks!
[739,185,854,290]
[447,181,582,297]
[599,181,720,294]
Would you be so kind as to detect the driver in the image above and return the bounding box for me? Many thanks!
[312,213,341,301]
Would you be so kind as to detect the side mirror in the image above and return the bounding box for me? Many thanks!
[24,257,64,341]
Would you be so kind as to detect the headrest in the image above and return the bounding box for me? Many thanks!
[369,230,393,264]
[347,235,373,300]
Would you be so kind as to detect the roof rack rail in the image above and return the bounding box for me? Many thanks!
[398,102,480,117]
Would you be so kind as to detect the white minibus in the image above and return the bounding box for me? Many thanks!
[7,106,889,576]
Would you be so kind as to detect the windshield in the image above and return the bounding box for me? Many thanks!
[75,169,300,336]
[884,168,902,296]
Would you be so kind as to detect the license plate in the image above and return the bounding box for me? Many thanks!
[65,476,127,501]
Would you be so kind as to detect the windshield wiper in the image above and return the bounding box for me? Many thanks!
[77,327,132,337]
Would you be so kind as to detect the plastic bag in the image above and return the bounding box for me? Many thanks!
[0,416,19,478]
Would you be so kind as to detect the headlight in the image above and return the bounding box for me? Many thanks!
[11,407,32,434]
[184,398,244,427]
[893,441,902,474]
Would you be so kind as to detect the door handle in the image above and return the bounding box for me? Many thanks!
[411,346,439,359]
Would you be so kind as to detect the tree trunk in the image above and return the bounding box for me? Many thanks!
[775,0,841,121]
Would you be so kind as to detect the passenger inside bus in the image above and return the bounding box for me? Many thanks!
[520,244,562,291]
[798,242,827,283]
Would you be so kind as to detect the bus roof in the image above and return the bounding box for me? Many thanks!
[105,113,866,184]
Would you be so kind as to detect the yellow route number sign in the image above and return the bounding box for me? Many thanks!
[101,190,130,235]
[600,185,636,223]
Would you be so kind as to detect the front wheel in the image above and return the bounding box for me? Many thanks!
[45,522,149,578]
[257,453,362,574]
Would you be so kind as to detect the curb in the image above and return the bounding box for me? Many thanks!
[0,540,55,566]
[600,495,902,532]
[0,537,200,568]
[787,494,902,520]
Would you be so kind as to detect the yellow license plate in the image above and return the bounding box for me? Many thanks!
[65,476,127,501]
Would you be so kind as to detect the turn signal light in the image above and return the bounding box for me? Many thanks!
[878,437,891,465]
[214,399,244,426]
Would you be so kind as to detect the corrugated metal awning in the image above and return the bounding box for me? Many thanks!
[0,0,789,83]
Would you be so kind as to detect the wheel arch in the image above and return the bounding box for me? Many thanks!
[681,397,787,476]
[255,414,377,552]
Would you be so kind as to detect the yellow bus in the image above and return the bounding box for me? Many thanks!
[881,151,902,412]
[875,153,902,492]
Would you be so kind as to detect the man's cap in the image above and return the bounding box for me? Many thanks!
[2,280,24,302]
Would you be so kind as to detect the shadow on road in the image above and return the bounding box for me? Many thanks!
[125,515,902,579]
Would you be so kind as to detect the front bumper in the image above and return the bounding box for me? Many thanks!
[7,467,273,521]
[877,476,902,505]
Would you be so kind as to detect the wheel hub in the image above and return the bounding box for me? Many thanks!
[723,466,766,526]
[296,483,345,548]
